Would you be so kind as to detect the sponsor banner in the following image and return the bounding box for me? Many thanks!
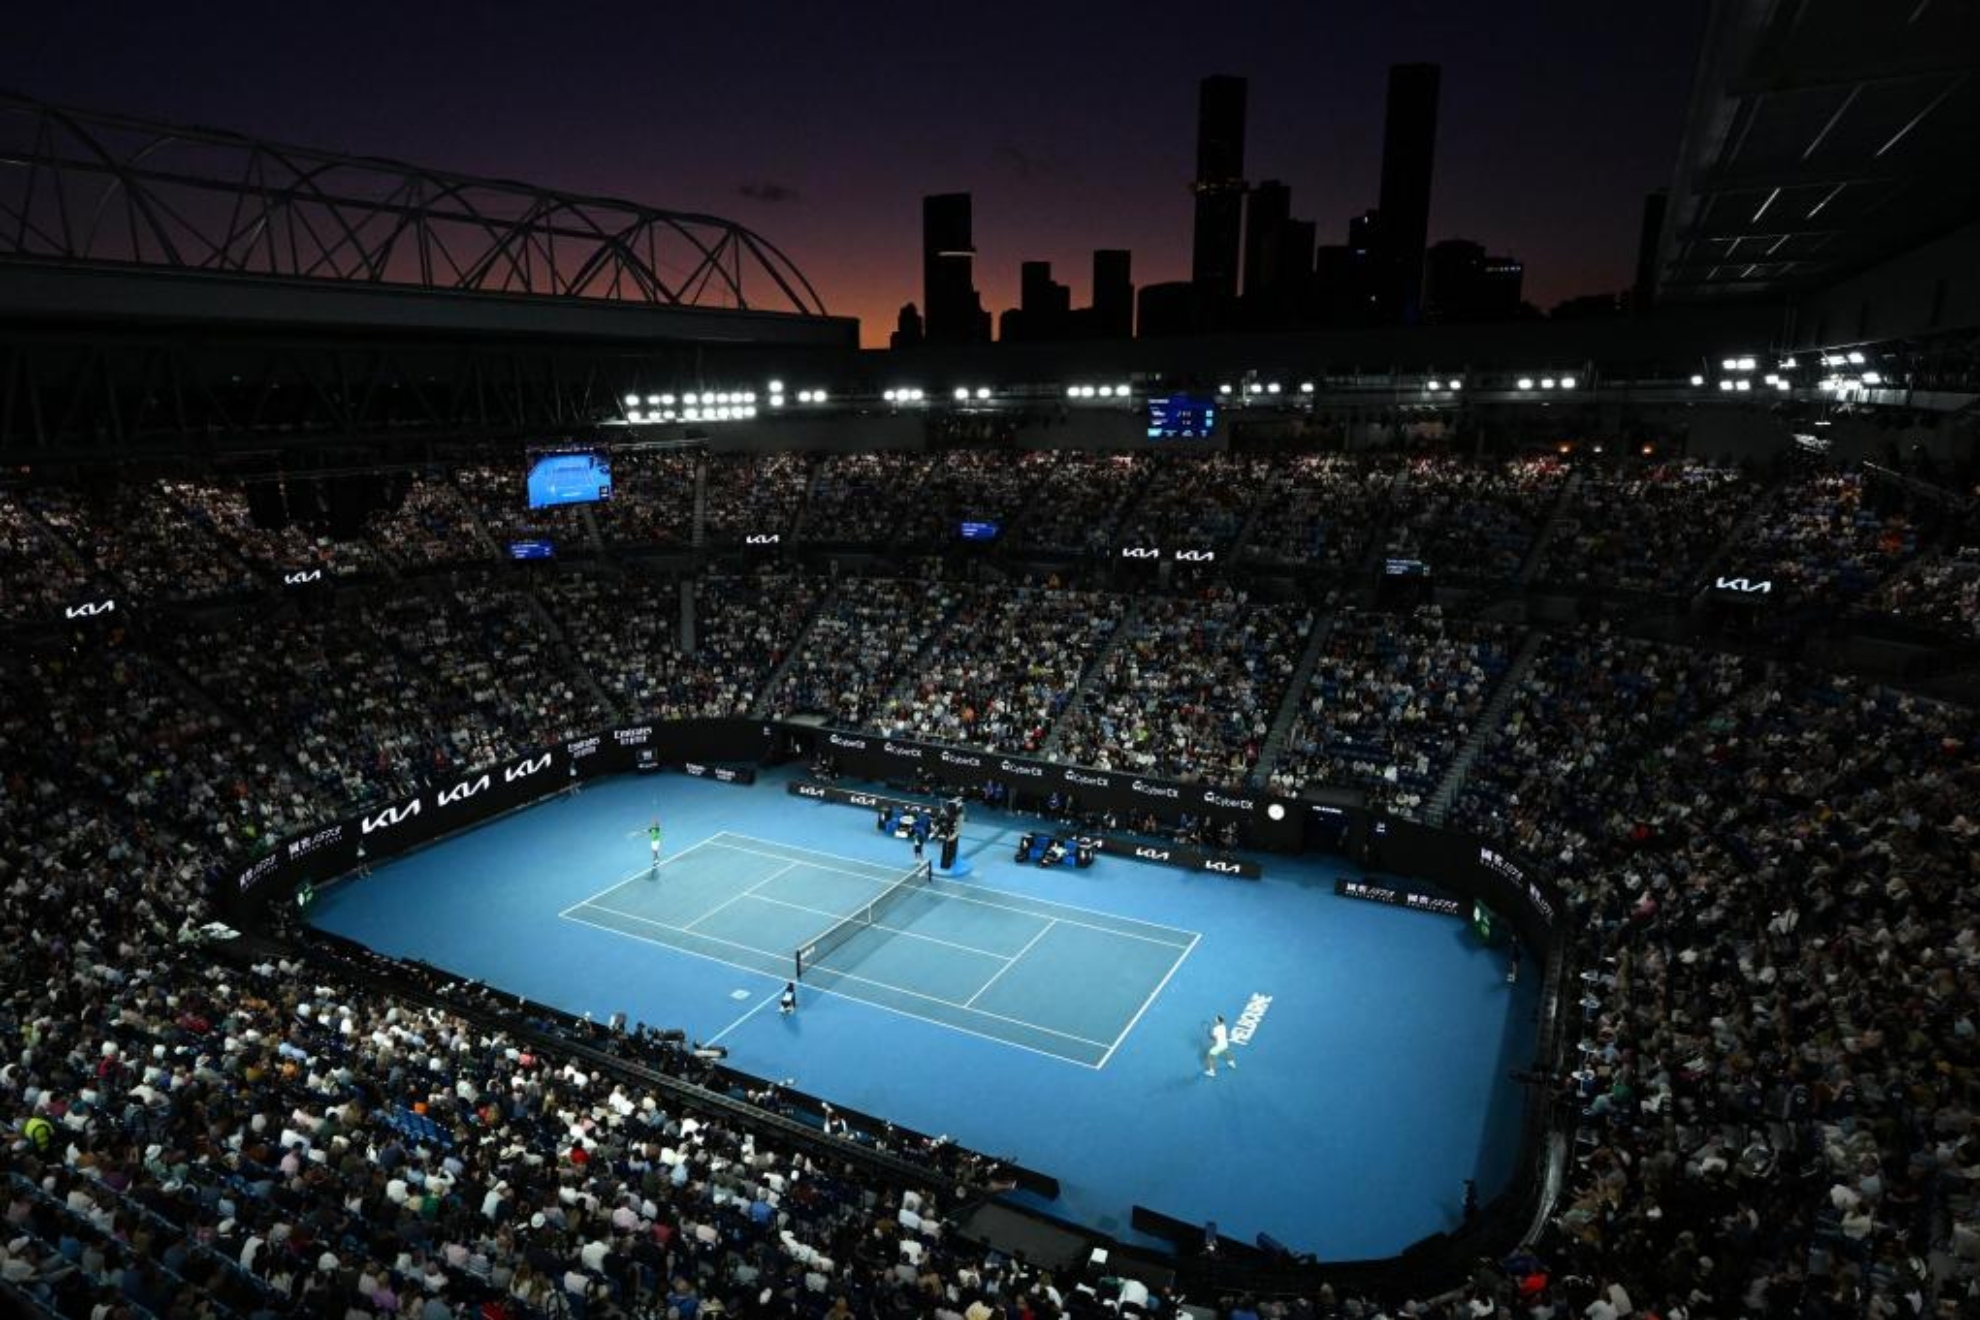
[1171,548,1216,563]
[1706,572,1776,603]
[1335,876,1463,917]
[62,596,119,622]
[283,568,327,587]
[1089,835,1261,879]
[681,761,756,785]
[1119,546,1161,560]
[793,787,1270,881]
[815,729,1277,831]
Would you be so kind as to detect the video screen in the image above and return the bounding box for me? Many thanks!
[526,451,612,509]
[1147,394,1218,440]
[509,539,555,560]
[959,520,1002,541]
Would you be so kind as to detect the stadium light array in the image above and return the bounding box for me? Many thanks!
[953,387,970,401]
[1299,381,1314,393]
[1517,377,1535,390]
[1690,375,1705,386]
[1219,383,1233,394]
[1847,351,1866,365]
[1540,378,1557,389]
[1719,380,1735,392]
[1560,376,1577,389]
[1447,380,1462,391]
[623,393,640,407]
[768,380,784,393]
[976,387,991,400]
[769,395,784,407]
[1735,380,1752,392]
[1266,382,1282,394]
[1738,357,1757,371]
[1862,372,1882,385]
[1425,381,1440,392]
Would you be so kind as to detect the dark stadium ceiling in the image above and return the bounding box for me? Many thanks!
[1656,0,1980,303]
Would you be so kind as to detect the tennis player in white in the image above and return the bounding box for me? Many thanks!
[1204,1013,1237,1077]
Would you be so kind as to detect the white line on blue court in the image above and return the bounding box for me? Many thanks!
[711,837,1196,949]
[558,907,1104,1069]
[705,988,783,1046]
[735,891,1017,961]
[682,861,800,932]
[572,901,1114,1048]
[963,918,1058,1008]
[1096,931,1203,1069]
[557,865,665,919]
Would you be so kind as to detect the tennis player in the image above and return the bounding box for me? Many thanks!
[1204,1013,1237,1077]
[648,820,663,870]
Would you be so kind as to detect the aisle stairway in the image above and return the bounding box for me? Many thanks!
[1422,628,1545,825]
[749,583,837,718]
[1247,612,1337,787]
[1041,598,1143,756]
[522,586,619,718]
[1517,470,1583,585]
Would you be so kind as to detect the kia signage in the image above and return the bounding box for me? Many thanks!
[283,568,326,587]
[787,780,1262,878]
[1119,546,1161,560]
[1171,548,1216,563]
[63,597,118,621]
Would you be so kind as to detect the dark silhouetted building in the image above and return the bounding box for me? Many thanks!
[1000,260,1073,342]
[1551,291,1628,319]
[1375,63,1441,324]
[1191,75,1248,308]
[1138,280,1199,338]
[1425,238,1524,321]
[1313,209,1385,325]
[1244,179,1292,303]
[922,193,991,345]
[1091,249,1134,339]
[890,302,924,349]
[1634,190,1667,314]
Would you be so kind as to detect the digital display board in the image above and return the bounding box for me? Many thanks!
[959,520,1002,541]
[1147,394,1219,440]
[509,539,555,560]
[526,451,612,509]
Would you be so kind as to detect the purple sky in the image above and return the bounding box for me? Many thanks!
[6,0,1709,344]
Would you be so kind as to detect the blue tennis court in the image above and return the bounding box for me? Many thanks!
[562,831,1198,1067]
[306,769,1538,1260]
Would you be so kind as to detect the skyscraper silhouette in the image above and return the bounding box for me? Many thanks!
[1375,63,1441,324]
[1091,249,1134,339]
[922,193,990,344]
[1191,75,1248,304]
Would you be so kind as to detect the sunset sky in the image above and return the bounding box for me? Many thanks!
[5,0,1709,345]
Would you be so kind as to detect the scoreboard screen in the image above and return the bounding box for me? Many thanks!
[526,450,612,508]
[1147,394,1218,440]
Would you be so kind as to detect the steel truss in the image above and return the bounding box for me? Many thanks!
[0,92,828,317]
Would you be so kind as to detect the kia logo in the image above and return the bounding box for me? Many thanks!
[1119,547,1160,560]
[504,754,553,783]
[64,599,116,618]
[360,801,422,835]
[848,794,877,807]
[1173,549,1216,563]
[1204,859,1244,875]
[283,569,323,585]
[745,534,781,545]
[796,785,827,798]
[1713,576,1772,593]
[437,774,491,806]
[1133,846,1172,862]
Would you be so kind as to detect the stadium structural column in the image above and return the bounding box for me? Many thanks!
[1375,62,1441,325]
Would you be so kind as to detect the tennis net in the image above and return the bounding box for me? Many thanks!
[793,859,933,980]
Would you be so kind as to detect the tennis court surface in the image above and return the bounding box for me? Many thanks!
[561,831,1198,1067]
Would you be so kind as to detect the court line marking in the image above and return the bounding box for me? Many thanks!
[558,908,1101,1069]
[705,837,1197,950]
[719,829,1204,935]
[706,988,783,1046]
[1096,931,1202,1069]
[735,891,1017,962]
[557,833,733,916]
[683,862,800,932]
[570,901,1113,1049]
[964,918,1058,1009]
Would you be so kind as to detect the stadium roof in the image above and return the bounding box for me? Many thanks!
[1655,0,1980,304]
